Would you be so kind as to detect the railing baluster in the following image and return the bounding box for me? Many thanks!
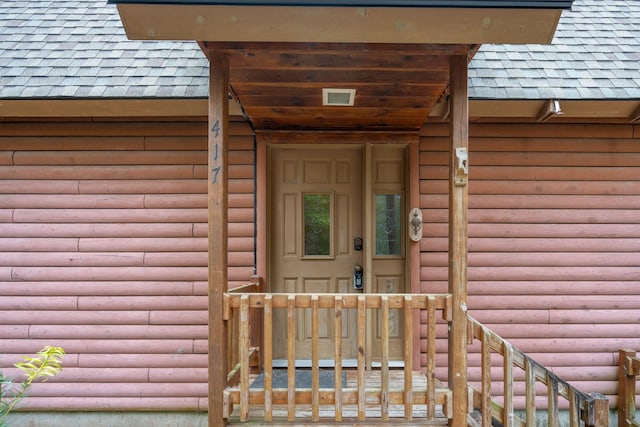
[287,294,295,421]
[404,295,413,420]
[228,308,238,377]
[334,296,343,422]
[381,295,390,421]
[568,388,579,427]
[481,327,492,427]
[525,357,536,427]
[263,294,273,422]
[311,295,320,421]
[503,341,514,427]
[427,296,437,421]
[547,374,559,427]
[239,294,250,421]
[357,295,366,421]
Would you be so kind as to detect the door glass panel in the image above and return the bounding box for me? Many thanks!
[303,193,331,256]
[375,193,402,256]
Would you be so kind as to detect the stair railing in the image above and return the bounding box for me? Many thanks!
[468,316,610,427]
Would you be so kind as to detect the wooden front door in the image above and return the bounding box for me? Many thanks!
[269,144,407,365]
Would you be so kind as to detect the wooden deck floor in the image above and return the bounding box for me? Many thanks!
[227,369,450,426]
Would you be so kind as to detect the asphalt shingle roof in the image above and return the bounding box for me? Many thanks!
[470,0,640,99]
[0,0,638,100]
[0,0,208,98]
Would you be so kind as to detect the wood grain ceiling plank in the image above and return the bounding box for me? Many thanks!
[231,83,446,98]
[231,83,446,97]
[226,51,451,71]
[243,106,429,120]
[237,95,439,108]
[231,68,449,84]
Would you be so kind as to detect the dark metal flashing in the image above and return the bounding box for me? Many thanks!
[108,0,573,9]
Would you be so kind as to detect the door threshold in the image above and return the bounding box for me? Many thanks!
[371,360,405,368]
[272,359,358,368]
[272,359,405,369]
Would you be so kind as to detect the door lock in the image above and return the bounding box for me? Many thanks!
[353,265,364,290]
[354,237,363,251]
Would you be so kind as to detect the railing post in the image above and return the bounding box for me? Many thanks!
[587,393,610,427]
[619,349,637,427]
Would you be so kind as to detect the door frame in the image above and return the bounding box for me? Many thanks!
[254,132,422,368]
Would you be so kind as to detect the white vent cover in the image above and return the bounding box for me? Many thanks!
[322,88,356,106]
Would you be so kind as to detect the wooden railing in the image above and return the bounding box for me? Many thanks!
[226,276,264,388]
[468,317,610,427]
[619,349,640,427]
[222,292,452,423]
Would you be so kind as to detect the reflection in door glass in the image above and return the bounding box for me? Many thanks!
[303,193,331,256]
[375,194,402,256]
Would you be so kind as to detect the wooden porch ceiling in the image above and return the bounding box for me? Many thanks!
[201,42,474,131]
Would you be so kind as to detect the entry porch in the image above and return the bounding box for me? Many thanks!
[107,2,606,425]
[221,279,609,426]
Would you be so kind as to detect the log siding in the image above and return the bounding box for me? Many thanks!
[1,118,638,411]
[420,122,640,407]
[0,119,255,411]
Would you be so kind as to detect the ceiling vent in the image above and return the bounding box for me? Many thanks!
[323,88,356,106]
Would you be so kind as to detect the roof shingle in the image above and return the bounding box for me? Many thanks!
[0,0,638,100]
[470,0,640,99]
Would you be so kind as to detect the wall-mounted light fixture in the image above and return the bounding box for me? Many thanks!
[536,99,564,122]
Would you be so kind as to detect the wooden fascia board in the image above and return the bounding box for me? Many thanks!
[116,3,562,44]
[0,98,243,118]
[4,98,640,122]
[458,99,640,120]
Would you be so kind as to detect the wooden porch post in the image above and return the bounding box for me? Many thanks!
[448,55,469,427]
[208,51,230,427]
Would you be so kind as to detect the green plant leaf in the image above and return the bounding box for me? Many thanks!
[1,346,65,424]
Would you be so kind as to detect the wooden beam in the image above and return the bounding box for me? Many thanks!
[448,55,469,427]
[208,51,230,427]
[202,42,474,55]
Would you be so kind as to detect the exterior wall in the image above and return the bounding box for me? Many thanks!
[0,118,255,411]
[2,117,640,412]
[420,122,640,407]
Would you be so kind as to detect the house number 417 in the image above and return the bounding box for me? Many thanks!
[211,119,221,184]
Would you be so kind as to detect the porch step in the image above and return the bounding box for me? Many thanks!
[228,417,448,426]
[226,370,451,425]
